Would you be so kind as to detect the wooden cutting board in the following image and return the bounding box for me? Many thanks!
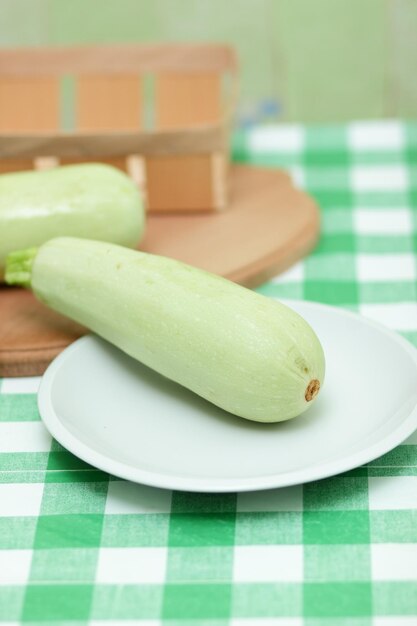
[0,164,319,377]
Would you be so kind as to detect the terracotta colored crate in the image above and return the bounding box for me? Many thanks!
[0,44,238,212]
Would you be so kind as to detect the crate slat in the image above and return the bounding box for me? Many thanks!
[146,154,217,212]
[0,126,225,159]
[76,75,142,131]
[156,73,221,129]
[0,158,34,174]
[0,44,237,76]
[0,77,59,132]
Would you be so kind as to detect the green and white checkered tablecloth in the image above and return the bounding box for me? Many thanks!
[1,120,417,624]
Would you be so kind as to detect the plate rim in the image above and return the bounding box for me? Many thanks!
[37,299,417,492]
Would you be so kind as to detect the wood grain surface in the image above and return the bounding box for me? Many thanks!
[0,164,320,377]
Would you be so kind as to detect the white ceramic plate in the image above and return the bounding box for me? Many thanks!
[38,300,417,492]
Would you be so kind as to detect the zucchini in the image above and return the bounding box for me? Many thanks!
[0,163,144,280]
[6,237,325,423]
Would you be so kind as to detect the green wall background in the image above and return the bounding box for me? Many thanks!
[1,0,416,122]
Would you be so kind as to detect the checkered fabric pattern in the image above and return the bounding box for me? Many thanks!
[1,120,417,624]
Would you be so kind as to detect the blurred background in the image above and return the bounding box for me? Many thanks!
[1,0,416,124]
